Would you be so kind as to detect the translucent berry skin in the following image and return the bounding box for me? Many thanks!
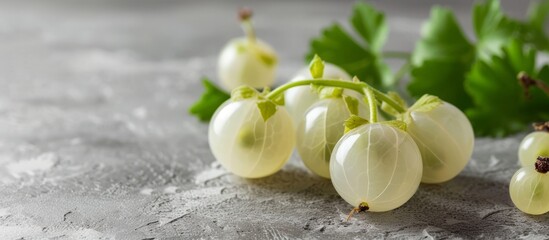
[519,132,549,167]
[509,167,549,215]
[284,64,351,124]
[208,99,294,178]
[296,98,369,178]
[330,123,423,212]
[217,38,277,91]
[407,102,474,183]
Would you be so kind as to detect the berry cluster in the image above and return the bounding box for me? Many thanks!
[206,9,475,217]
[511,122,549,215]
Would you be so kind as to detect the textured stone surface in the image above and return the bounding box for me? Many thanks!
[0,0,546,239]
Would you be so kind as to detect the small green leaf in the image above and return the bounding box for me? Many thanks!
[381,91,407,116]
[189,78,231,122]
[343,96,359,115]
[408,94,443,113]
[256,100,277,122]
[381,120,407,132]
[231,85,259,101]
[309,54,325,79]
[344,115,369,133]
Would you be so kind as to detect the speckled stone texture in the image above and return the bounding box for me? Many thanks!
[0,0,547,239]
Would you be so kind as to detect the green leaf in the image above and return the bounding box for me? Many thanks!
[189,78,230,122]
[344,115,369,133]
[464,40,549,137]
[309,54,325,79]
[343,96,359,115]
[351,2,388,52]
[412,7,474,65]
[523,0,549,51]
[306,2,391,89]
[256,100,277,122]
[381,91,407,116]
[529,0,549,29]
[473,0,520,60]
[409,7,475,110]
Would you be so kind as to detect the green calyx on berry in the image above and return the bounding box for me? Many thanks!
[231,85,279,122]
[343,96,359,115]
[309,54,325,79]
[231,85,259,101]
[408,94,443,113]
[344,115,369,133]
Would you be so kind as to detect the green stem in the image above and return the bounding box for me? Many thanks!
[265,79,406,114]
[241,20,256,43]
[368,87,406,113]
[382,51,411,60]
[266,80,365,99]
[364,87,378,123]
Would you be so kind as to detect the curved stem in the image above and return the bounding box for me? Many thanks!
[382,51,411,60]
[266,79,366,99]
[364,87,378,123]
[265,78,406,114]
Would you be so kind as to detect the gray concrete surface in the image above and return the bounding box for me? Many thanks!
[0,0,547,239]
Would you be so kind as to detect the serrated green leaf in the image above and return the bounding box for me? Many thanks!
[381,120,407,132]
[344,115,369,133]
[473,0,520,60]
[309,54,325,79]
[189,78,231,122]
[256,100,277,122]
[409,7,475,110]
[306,2,391,90]
[343,96,359,115]
[351,2,388,52]
[412,7,474,65]
[524,0,549,51]
[464,39,549,137]
[381,91,407,116]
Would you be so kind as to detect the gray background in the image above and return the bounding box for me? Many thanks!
[0,0,547,239]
